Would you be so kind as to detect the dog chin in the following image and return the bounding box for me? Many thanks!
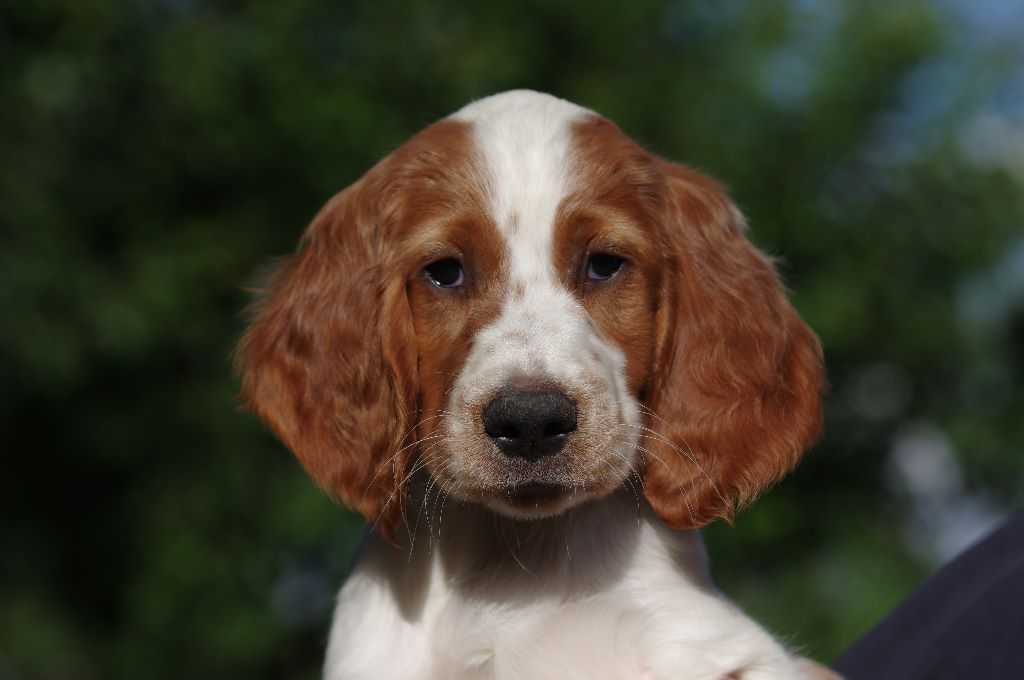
[482,482,602,520]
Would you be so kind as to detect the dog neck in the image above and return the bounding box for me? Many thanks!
[355,483,716,624]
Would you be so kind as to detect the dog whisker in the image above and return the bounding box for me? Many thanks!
[629,441,699,528]
[620,420,728,509]
[406,448,455,560]
[370,436,455,536]
[361,424,451,501]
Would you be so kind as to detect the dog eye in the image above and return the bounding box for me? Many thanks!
[586,254,625,281]
[424,258,464,288]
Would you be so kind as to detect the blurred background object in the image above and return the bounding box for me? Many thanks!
[2,0,1022,678]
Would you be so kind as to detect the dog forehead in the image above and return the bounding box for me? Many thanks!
[452,90,593,284]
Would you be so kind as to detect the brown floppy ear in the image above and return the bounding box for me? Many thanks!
[236,178,417,545]
[641,162,825,528]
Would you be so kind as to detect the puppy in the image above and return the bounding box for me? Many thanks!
[238,90,834,679]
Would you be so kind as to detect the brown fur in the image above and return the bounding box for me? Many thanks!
[557,116,665,395]
[564,115,825,529]
[642,163,824,528]
[236,119,496,544]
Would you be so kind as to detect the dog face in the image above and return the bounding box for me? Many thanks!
[237,91,824,543]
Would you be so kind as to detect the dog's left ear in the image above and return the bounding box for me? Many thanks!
[235,175,418,545]
[641,162,825,529]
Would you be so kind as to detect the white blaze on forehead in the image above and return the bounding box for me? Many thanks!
[441,91,640,481]
[446,90,630,407]
[452,90,591,285]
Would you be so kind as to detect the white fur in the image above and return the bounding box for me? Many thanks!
[326,496,806,679]
[449,91,640,514]
[323,91,817,679]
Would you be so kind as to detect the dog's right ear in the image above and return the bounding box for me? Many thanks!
[235,178,418,545]
[640,162,825,529]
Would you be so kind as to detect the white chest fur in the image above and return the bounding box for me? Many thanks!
[323,492,805,680]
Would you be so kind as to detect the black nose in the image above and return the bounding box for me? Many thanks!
[481,386,578,461]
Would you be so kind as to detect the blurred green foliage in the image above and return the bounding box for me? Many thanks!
[2,0,1022,678]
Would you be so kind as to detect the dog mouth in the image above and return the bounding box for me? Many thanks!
[502,482,571,508]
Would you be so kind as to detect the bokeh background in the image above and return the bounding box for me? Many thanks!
[3,0,1023,678]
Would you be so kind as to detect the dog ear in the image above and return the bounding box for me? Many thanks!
[236,178,417,545]
[641,162,825,528]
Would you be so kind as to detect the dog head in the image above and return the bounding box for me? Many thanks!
[237,90,824,543]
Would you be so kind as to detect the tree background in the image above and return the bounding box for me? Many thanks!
[2,0,1022,678]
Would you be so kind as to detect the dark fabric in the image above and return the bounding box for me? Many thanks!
[834,511,1024,680]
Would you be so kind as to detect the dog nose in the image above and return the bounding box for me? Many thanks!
[481,386,577,461]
